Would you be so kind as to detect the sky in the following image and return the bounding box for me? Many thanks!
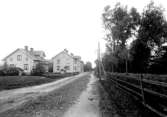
[0,0,167,67]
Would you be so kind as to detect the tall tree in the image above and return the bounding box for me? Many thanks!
[132,1,167,73]
[139,1,167,49]
[102,3,140,72]
[84,62,92,72]
[129,39,150,73]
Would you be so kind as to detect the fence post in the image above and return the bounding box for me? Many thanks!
[139,74,146,105]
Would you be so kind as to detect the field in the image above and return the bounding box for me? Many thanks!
[0,76,57,91]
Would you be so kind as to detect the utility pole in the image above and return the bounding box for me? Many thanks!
[125,49,129,74]
[98,42,101,80]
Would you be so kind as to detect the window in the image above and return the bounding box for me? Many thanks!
[17,55,22,61]
[57,59,60,64]
[64,66,70,70]
[74,58,77,64]
[10,64,14,67]
[73,66,76,71]
[24,64,28,70]
[57,66,60,70]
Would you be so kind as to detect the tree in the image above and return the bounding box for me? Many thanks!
[129,39,150,73]
[132,1,167,73]
[102,2,167,74]
[139,2,167,49]
[84,62,92,72]
[48,62,53,72]
[149,45,167,74]
[102,3,140,72]
[103,3,140,49]
[31,62,46,76]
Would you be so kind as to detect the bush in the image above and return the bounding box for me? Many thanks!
[31,63,46,76]
[43,72,77,79]
[0,67,24,76]
[0,70,5,76]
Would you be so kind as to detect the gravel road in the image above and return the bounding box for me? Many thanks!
[0,72,103,117]
[63,74,100,117]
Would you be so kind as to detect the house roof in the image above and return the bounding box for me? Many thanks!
[52,49,82,62]
[32,51,46,57]
[2,48,46,61]
[52,50,73,60]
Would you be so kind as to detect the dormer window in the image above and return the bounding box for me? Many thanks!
[10,64,14,67]
[17,55,22,61]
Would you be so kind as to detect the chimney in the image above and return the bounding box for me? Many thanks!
[64,49,68,53]
[24,46,28,51]
[30,48,34,52]
[71,53,74,56]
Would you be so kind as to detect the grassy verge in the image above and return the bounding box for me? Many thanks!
[0,74,90,117]
[111,73,167,82]
[99,79,158,117]
[0,76,56,91]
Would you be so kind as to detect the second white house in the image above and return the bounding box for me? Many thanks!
[52,49,84,73]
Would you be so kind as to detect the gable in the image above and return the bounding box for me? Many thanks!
[54,52,73,60]
[3,49,34,61]
[52,51,73,60]
[2,49,20,61]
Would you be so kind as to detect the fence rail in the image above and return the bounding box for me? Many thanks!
[107,72,167,117]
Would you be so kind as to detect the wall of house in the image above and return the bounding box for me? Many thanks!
[5,50,34,73]
[73,59,81,73]
[52,52,84,73]
[53,52,74,73]
[79,62,84,72]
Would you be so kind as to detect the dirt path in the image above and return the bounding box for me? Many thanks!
[63,74,101,117]
[0,73,87,113]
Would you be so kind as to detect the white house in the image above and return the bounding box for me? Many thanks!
[52,49,84,73]
[2,46,48,73]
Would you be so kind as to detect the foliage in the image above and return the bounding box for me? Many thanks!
[48,62,53,72]
[101,1,167,74]
[149,46,167,74]
[103,3,140,48]
[31,62,46,76]
[129,39,150,73]
[139,2,167,48]
[84,62,92,72]
[0,76,54,91]
[102,3,140,72]
[132,1,167,73]
[0,67,24,76]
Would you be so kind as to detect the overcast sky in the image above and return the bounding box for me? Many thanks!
[0,0,167,66]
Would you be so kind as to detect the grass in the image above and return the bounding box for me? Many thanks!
[100,79,157,117]
[0,76,56,91]
[110,73,167,82]
[0,72,79,91]
[0,73,90,117]
[0,76,58,91]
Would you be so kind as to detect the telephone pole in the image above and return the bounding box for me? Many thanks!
[97,42,101,80]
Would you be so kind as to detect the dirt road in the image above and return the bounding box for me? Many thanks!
[63,74,100,117]
[0,72,102,117]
